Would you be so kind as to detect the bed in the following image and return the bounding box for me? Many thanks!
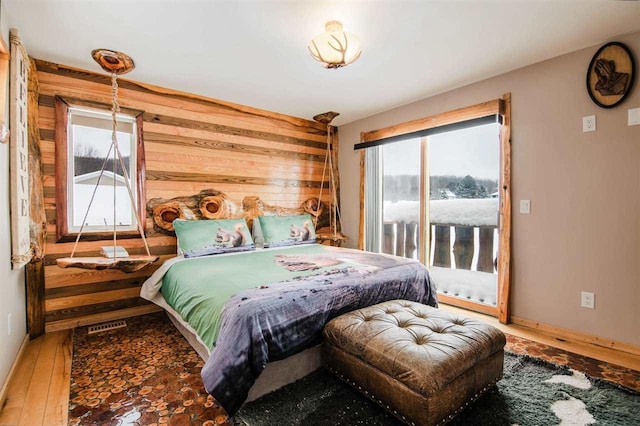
[141,243,437,415]
[140,193,437,416]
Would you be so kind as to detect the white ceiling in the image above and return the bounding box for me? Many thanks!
[5,1,640,126]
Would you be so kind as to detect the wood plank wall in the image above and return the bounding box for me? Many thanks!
[34,59,336,333]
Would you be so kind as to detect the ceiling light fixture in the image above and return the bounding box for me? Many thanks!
[308,20,361,69]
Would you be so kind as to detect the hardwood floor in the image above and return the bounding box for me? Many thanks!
[0,330,71,426]
[0,306,637,426]
[442,304,640,371]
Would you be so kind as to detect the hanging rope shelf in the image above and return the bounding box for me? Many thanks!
[56,49,158,273]
[312,111,348,246]
[56,255,159,273]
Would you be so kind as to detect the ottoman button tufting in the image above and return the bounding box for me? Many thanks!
[415,337,429,345]
[322,299,506,426]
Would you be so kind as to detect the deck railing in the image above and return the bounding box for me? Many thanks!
[382,221,497,273]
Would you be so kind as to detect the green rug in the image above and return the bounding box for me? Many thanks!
[233,353,640,426]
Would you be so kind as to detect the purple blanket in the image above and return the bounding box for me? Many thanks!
[200,248,437,416]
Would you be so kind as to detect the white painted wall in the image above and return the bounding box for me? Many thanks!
[0,2,27,389]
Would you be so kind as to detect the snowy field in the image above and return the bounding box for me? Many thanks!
[430,266,497,306]
[384,198,498,226]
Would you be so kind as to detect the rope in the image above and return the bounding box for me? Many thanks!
[9,30,31,72]
[109,75,153,257]
[326,126,333,235]
[112,73,118,256]
[329,126,345,238]
[114,130,153,256]
[69,144,114,257]
[70,70,153,259]
[316,125,344,240]
[315,128,330,229]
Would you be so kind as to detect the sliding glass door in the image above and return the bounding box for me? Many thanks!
[381,138,422,260]
[427,123,500,311]
[360,95,511,320]
[363,117,507,316]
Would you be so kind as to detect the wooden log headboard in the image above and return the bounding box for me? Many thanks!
[147,189,329,233]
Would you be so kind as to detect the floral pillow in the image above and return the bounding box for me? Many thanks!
[258,214,316,248]
[173,218,255,258]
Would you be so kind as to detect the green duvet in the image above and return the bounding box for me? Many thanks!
[161,244,363,349]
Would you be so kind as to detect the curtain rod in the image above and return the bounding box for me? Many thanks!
[354,114,502,150]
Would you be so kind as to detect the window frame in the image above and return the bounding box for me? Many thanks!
[55,96,147,242]
[358,94,512,323]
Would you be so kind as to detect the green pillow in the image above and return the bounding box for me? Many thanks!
[258,214,316,247]
[173,219,254,258]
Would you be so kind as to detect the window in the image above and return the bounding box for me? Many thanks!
[55,97,146,242]
[381,138,422,259]
[358,96,511,321]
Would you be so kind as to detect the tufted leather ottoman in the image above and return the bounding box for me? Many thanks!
[322,300,506,425]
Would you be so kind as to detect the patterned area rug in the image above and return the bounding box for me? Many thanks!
[235,353,640,426]
[69,312,640,425]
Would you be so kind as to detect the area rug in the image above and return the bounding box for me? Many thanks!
[234,353,640,426]
[69,312,639,426]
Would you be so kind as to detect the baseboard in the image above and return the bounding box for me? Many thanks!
[438,295,499,317]
[0,333,29,412]
[45,305,163,333]
[511,316,640,357]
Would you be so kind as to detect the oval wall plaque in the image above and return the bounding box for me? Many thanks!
[586,42,635,108]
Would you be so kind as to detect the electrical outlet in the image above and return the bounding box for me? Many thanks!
[7,313,12,336]
[581,292,595,309]
[519,200,531,214]
[583,115,596,132]
[629,108,640,126]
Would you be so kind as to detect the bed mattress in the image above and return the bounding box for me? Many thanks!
[141,244,437,416]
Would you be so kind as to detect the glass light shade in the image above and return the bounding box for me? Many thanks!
[308,20,361,69]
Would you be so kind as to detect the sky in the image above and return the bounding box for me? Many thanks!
[382,123,500,179]
[73,125,132,158]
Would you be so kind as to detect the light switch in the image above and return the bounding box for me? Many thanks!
[629,108,640,126]
[520,200,531,214]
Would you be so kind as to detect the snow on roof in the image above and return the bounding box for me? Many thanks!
[74,170,126,186]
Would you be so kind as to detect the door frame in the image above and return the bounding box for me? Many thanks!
[358,94,512,323]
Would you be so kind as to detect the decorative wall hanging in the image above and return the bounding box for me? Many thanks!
[9,29,32,269]
[586,41,635,108]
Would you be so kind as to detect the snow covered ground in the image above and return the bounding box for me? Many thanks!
[382,198,499,305]
[430,266,497,306]
[384,198,498,226]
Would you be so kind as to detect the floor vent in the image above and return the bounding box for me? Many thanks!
[88,320,127,334]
